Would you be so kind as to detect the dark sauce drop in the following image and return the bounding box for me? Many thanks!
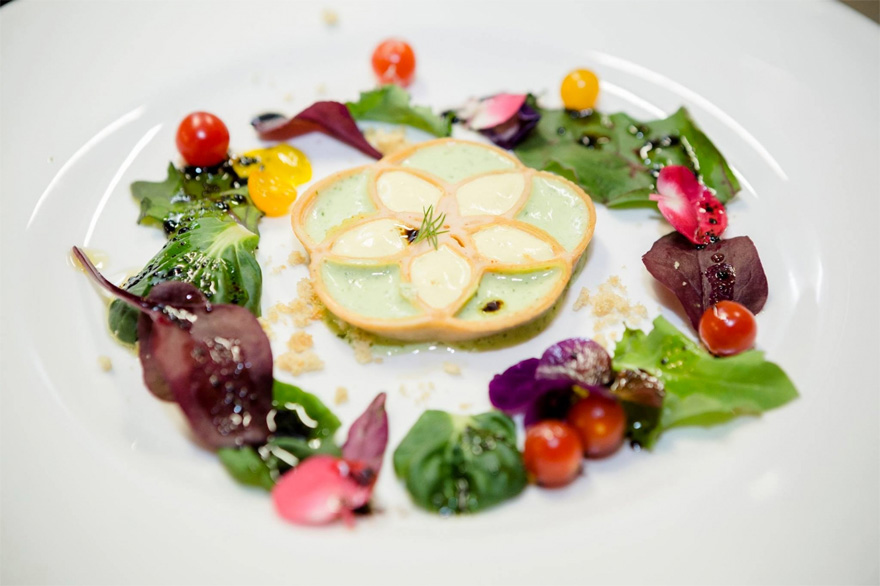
[481,299,503,313]
[711,253,725,263]
[705,262,736,306]
[403,228,419,243]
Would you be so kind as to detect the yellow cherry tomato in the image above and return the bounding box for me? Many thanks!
[560,68,600,111]
[233,144,312,185]
[248,167,297,217]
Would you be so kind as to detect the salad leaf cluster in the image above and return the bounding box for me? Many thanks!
[613,316,798,447]
[218,381,342,490]
[393,410,527,514]
[346,85,453,138]
[514,99,740,207]
[111,162,265,344]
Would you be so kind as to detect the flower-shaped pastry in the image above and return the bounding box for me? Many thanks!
[291,139,596,342]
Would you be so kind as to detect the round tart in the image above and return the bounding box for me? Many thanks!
[291,138,596,342]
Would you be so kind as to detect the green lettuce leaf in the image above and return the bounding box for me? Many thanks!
[346,86,453,138]
[393,410,526,514]
[613,316,798,446]
[131,163,263,235]
[514,100,740,207]
[108,215,261,344]
[218,381,342,490]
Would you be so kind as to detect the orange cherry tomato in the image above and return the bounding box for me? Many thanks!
[248,168,297,217]
[523,420,583,488]
[567,394,626,459]
[698,300,758,356]
[560,69,600,111]
[371,39,416,87]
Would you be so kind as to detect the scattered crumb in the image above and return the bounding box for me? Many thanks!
[257,317,275,340]
[334,386,349,405]
[373,357,383,364]
[572,275,648,349]
[321,7,339,26]
[673,261,680,269]
[365,127,411,156]
[398,384,408,396]
[97,355,112,372]
[48,156,54,163]
[283,92,294,102]
[270,278,325,327]
[459,403,472,411]
[276,350,324,376]
[271,264,287,275]
[288,251,306,266]
[316,83,328,96]
[287,330,314,352]
[442,361,462,375]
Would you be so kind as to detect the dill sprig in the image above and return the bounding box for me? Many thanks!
[412,205,449,250]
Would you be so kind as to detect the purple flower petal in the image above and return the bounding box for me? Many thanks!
[488,358,542,413]
[535,338,613,392]
[341,393,388,473]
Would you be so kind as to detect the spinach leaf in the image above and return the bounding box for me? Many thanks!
[346,86,453,138]
[393,410,527,514]
[131,163,263,235]
[514,99,740,207]
[218,381,342,490]
[108,215,261,344]
[613,316,798,446]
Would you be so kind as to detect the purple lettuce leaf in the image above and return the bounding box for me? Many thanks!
[251,102,383,159]
[488,358,542,413]
[341,393,388,473]
[642,232,769,329]
[480,102,541,150]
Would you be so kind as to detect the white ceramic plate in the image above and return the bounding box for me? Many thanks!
[2,1,878,584]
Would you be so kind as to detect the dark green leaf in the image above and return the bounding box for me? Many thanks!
[131,163,263,235]
[612,316,798,445]
[219,381,342,491]
[514,100,739,207]
[346,86,453,138]
[218,447,275,490]
[108,215,261,344]
[393,410,527,515]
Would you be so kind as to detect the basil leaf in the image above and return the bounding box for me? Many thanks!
[514,100,739,207]
[108,215,261,344]
[347,86,453,138]
[218,447,275,490]
[393,410,527,514]
[132,163,263,235]
[613,316,798,440]
[271,380,341,442]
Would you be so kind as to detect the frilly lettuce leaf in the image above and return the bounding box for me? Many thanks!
[346,85,453,138]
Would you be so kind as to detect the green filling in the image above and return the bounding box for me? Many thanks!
[517,176,590,252]
[321,261,421,319]
[305,171,374,243]
[456,268,563,321]
[400,143,516,184]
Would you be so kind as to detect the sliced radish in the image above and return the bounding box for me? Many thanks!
[650,166,727,245]
[464,93,527,130]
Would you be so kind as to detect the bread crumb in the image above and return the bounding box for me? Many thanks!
[288,251,306,266]
[442,362,462,375]
[287,331,313,352]
[283,92,294,102]
[276,350,324,376]
[257,317,275,340]
[321,8,339,26]
[673,261,680,269]
[572,275,648,349]
[365,127,411,156]
[316,83,328,96]
[459,403,472,411]
[271,278,324,327]
[98,355,112,372]
[271,265,287,275]
[334,386,349,405]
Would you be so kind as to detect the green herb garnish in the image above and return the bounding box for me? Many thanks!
[411,205,449,250]
[346,85,453,138]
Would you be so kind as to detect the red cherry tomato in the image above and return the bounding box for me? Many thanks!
[523,420,583,488]
[175,111,230,167]
[371,39,416,87]
[567,394,626,459]
[698,300,758,356]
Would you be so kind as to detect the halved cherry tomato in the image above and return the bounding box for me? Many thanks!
[523,420,583,488]
[560,69,599,111]
[567,394,626,459]
[175,112,230,167]
[248,168,297,217]
[371,39,416,87]
[698,300,758,356]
